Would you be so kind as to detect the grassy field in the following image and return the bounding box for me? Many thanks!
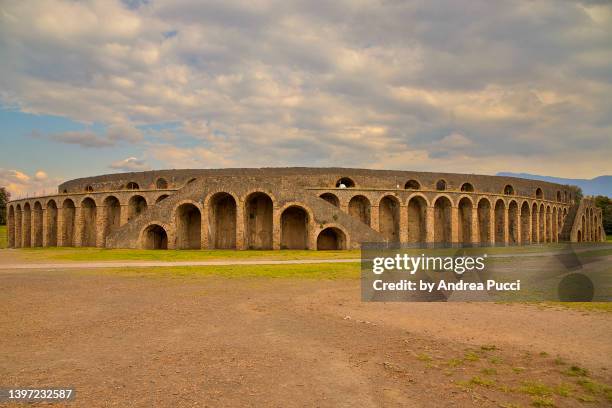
[0,225,6,249]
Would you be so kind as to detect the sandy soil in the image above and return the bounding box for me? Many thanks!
[1,269,611,407]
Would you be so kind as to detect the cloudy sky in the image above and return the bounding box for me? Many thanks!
[1,0,611,196]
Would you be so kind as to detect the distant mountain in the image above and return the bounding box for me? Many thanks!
[496,173,612,197]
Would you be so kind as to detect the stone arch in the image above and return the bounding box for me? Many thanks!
[405,179,420,190]
[126,182,140,190]
[46,200,58,247]
[128,195,148,222]
[22,203,31,247]
[379,195,400,243]
[457,197,473,244]
[531,202,538,243]
[32,201,43,247]
[316,227,346,250]
[433,196,452,244]
[477,197,491,245]
[8,205,15,248]
[103,196,121,245]
[539,204,545,243]
[407,195,427,244]
[435,179,447,191]
[80,197,97,247]
[62,199,76,247]
[503,185,514,195]
[320,193,340,207]
[156,178,168,189]
[142,223,168,250]
[348,195,371,226]
[508,200,519,245]
[460,183,474,192]
[244,192,273,250]
[336,177,355,188]
[176,202,202,249]
[156,194,169,204]
[494,199,505,245]
[280,205,309,249]
[521,201,530,244]
[208,192,237,249]
[535,188,543,199]
[85,185,94,192]
[15,204,22,248]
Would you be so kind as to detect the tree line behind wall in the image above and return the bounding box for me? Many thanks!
[594,195,612,235]
[0,187,9,225]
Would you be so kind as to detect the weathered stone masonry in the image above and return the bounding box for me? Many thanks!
[6,168,606,250]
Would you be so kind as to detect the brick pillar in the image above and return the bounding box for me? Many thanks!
[399,204,408,244]
[426,206,435,243]
[503,207,509,245]
[96,207,106,248]
[516,213,522,245]
[120,205,129,226]
[57,207,65,247]
[42,208,48,247]
[201,206,209,250]
[272,208,281,250]
[74,207,83,247]
[471,205,479,245]
[235,200,245,250]
[489,207,495,246]
[451,206,459,244]
[370,205,380,232]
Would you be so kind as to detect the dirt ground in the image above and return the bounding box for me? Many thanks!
[1,268,611,407]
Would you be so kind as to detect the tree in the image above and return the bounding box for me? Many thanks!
[0,187,9,225]
[594,195,612,235]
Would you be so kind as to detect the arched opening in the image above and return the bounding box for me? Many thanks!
[405,180,420,190]
[46,200,58,247]
[379,196,400,243]
[80,198,97,247]
[348,195,371,226]
[156,195,169,204]
[245,192,273,250]
[126,182,140,190]
[281,206,309,249]
[336,177,355,188]
[494,200,505,245]
[319,193,340,207]
[460,183,474,192]
[103,196,121,245]
[531,203,538,243]
[535,188,543,199]
[22,203,31,247]
[539,204,545,243]
[407,196,427,244]
[521,202,530,244]
[546,206,552,242]
[556,191,561,202]
[508,201,519,245]
[317,227,346,250]
[176,203,201,249]
[477,198,491,245]
[128,195,147,222]
[458,197,473,244]
[62,199,76,247]
[577,230,582,242]
[552,207,558,242]
[62,189,68,194]
[32,202,43,247]
[15,205,22,248]
[85,185,94,192]
[435,180,447,191]
[434,196,452,245]
[209,193,237,249]
[156,178,168,189]
[504,185,514,195]
[143,224,168,250]
[8,205,15,248]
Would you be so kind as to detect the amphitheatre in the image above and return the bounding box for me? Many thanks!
[6,168,606,250]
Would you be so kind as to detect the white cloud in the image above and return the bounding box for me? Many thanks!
[0,169,60,197]
[0,0,611,177]
[109,157,151,171]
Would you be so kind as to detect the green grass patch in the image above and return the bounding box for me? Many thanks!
[563,365,589,377]
[0,225,6,249]
[463,351,480,362]
[576,378,612,401]
[97,262,361,280]
[544,302,612,313]
[8,247,362,262]
[468,376,496,387]
[519,381,554,397]
[530,396,555,407]
[480,344,498,351]
[417,353,432,362]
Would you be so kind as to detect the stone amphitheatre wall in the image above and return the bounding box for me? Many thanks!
[6,168,607,250]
